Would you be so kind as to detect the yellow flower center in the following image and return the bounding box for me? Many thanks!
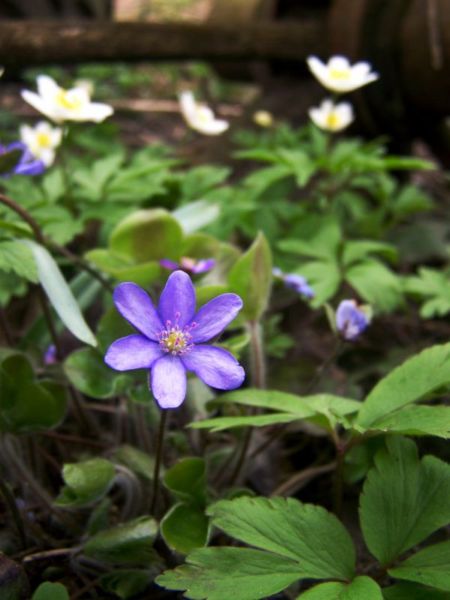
[326,112,341,129]
[159,325,193,355]
[55,89,83,111]
[36,132,51,148]
[329,68,351,80]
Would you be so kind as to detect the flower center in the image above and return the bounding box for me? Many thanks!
[55,89,83,111]
[36,132,51,147]
[329,67,351,80]
[158,319,195,356]
[326,112,340,129]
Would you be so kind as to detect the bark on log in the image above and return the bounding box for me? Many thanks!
[0,20,327,68]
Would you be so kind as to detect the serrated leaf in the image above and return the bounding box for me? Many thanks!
[360,437,450,566]
[369,405,450,438]
[156,547,303,600]
[161,503,209,555]
[357,343,450,428]
[345,259,402,313]
[228,232,272,321]
[56,458,115,507]
[299,576,383,599]
[389,540,450,591]
[23,240,97,346]
[83,517,158,565]
[209,496,355,580]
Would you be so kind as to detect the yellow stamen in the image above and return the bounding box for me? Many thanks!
[326,112,341,130]
[55,89,82,111]
[329,68,351,80]
[36,132,51,147]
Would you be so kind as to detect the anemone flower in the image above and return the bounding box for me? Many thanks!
[307,55,378,94]
[22,75,113,124]
[179,91,229,135]
[308,99,354,132]
[336,299,370,341]
[20,121,62,166]
[105,271,245,409]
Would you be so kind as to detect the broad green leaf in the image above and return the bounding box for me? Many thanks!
[209,496,355,580]
[244,164,292,199]
[86,249,161,286]
[56,458,115,507]
[342,241,397,267]
[100,569,153,599]
[110,208,183,262]
[191,413,302,432]
[383,582,450,599]
[279,216,341,261]
[300,576,383,599]
[23,240,97,346]
[164,457,206,507]
[114,445,154,481]
[369,405,450,438]
[0,240,37,282]
[64,347,129,399]
[228,232,272,321]
[296,260,341,307]
[173,200,220,234]
[83,517,158,565]
[389,540,450,591]
[156,547,303,600]
[360,437,450,565]
[345,259,402,313]
[161,503,209,554]
[32,582,69,600]
[357,343,450,428]
[277,149,316,186]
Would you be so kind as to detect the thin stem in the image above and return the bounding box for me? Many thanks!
[150,410,169,515]
[271,461,336,497]
[228,320,265,485]
[334,443,346,516]
[0,476,27,548]
[0,193,45,242]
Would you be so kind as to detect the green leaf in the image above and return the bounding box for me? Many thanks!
[164,457,206,507]
[0,240,37,282]
[342,241,397,267]
[383,582,450,599]
[114,445,154,481]
[100,569,152,599]
[357,343,450,428]
[369,405,450,438]
[360,437,450,566]
[191,413,302,432]
[56,458,115,507]
[161,503,209,554]
[345,259,402,313]
[209,496,355,580]
[64,347,129,399]
[404,268,450,319]
[31,582,69,600]
[110,208,183,262]
[156,547,303,600]
[228,232,272,321]
[83,516,158,565]
[299,576,383,599]
[277,149,316,186]
[389,540,450,591]
[173,200,220,234]
[279,216,341,261]
[23,240,97,346]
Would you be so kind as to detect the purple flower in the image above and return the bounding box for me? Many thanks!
[44,344,57,365]
[160,257,215,275]
[104,271,245,409]
[336,299,369,341]
[273,267,314,299]
[0,142,45,177]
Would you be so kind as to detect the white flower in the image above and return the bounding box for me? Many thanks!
[179,91,229,135]
[21,75,113,123]
[20,121,62,166]
[309,99,354,132]
[307,55,378,93]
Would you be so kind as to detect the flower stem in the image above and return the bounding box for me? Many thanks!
[228,320,265,485]
[150,409,169,515]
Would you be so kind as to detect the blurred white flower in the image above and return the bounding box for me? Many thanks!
[309,99,354,132]
[179,91,229,135]
[20,121,62,166]
[253,110,274,128]
[307,55,378,93]
[21,75,113,123]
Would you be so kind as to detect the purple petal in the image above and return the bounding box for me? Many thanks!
[113,282,163,342]
[336,300,368,340]
[160,258,179,271]
[190,258,216,274]
[191,293,243,343]
[181,345,245,390]
[105,334,163,371]
[158,270,196,328]
[150,354,187,408]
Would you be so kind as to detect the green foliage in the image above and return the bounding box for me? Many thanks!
[389,540,450,592]
[300,577,383,599]
[56,458,115,507]
[100,569,152,599]
[31,582,69,600]
[360,437,450,566]
[404,268,450,318]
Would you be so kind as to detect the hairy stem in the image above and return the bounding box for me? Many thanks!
[150,409,169,515]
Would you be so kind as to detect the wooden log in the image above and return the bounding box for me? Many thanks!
[0,20,327,68]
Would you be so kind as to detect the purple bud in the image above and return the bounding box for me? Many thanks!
[335,300,369,341]
[44,344,57,365]
[273,267,314,298]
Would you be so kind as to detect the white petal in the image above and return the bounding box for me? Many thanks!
[39,148,55,166]
[328,55,351,71]
[36,75,60,100]
[192,117,229,135]
[179,90,197,118]
[307,56,329,84]
[21,90,59,121]
[77,102,113,122]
